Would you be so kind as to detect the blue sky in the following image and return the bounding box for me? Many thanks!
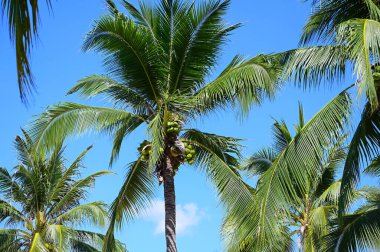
[0,1,372,251]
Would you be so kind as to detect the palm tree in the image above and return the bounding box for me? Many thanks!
[221,91,351,251]
[1,0,53,103]
[281,0,380,221]
[27,0,281,251]
[0,130,126,252]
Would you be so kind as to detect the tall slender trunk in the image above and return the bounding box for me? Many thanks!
[163,154,177,252]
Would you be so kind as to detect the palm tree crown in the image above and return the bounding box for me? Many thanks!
[0,130,125,252]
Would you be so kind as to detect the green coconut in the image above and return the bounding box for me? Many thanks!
[374,72,380,81]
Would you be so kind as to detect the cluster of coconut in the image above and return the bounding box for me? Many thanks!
[183,141,196,165]
[166,120,182,135]
[138,140,152,161]
[374,66,380,81]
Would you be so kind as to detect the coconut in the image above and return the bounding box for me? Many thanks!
[374,72,380,81]
[186,154,192,159]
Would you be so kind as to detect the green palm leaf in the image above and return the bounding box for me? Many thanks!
[103,159,155,252]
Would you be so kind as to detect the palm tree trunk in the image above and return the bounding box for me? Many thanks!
[163,154,177,252]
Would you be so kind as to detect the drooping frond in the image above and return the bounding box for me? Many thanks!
[29,103,144,151]
[337,18,380,108]
[73,230,126,252]
[339,101,380,217]
[68,75,155,115]
[53,201,109,227]
[0,228,25,251]
[0,0,52,102]
[180,129,253,215]
[364,154,380,175]
[103,159,155,252]
[0,199,28,226]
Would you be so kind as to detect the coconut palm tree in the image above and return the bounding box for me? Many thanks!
[0,130,126,252]
[27,0,282,251]
[280,0,380,221]
[1,0,54,102]
[221,91,351,251]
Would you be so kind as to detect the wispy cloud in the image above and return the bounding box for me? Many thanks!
[142,199,205,235]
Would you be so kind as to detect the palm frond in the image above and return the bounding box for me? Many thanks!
[0,199,28,226]
[53,201,108,227]
[68,75,154,115]
[30,232,48,252]
[48,171,112,217]
[364,154,380,175]
[272,119,292,154]
[0,0,53,102]
[194,54,281,115]
[167,0,241,93]
[103,159,155,252]
[282,45,348,90]
[337,18,380,109]
[300,0,377,45]
[180,129,253,215]
[29,103,143,151]
[325,207,380,251]
[83,14,162,103]
[242,147,277,178]
[339,101,380,217]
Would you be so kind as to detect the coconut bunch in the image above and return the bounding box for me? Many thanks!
[138,140,152,161]
[373,65,380,81]
[166,120,182,135]
[183,141,196,165]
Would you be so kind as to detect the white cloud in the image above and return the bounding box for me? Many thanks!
[142,199,205,235]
